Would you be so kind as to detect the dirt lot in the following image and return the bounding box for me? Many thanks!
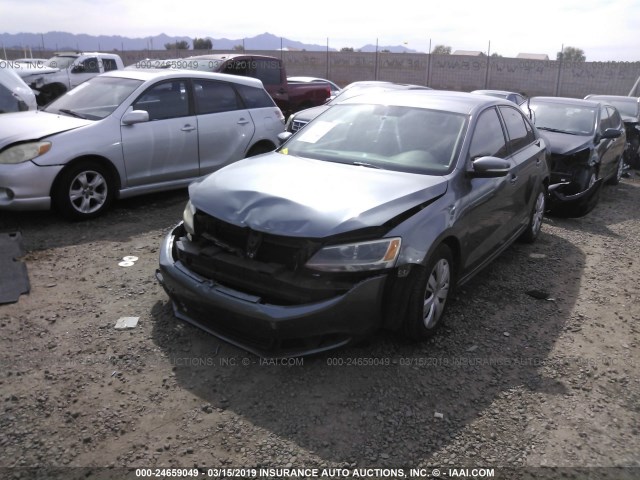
[1,174,639,480]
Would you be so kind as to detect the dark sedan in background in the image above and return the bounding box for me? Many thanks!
[157,90,549,357]
[527,96,625,216]
[528,97,625,191]
[585,94,640,169]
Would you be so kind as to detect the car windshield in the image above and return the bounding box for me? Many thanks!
[45,56,77,69]
[529,103,596,135]
[606,99,639,118]
[281,103,467,175]
[44,76,143,120]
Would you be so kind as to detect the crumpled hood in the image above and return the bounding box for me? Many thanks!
[540,130,592,155]
[0,111,93,149]
[190,153,448,238]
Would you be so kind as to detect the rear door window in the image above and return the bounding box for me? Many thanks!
[499,106,536,153]
[235,84,275,108]
[192,80,241,114]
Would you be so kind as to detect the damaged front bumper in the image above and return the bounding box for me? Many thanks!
[546,179,603,217]
[156,223,388,358]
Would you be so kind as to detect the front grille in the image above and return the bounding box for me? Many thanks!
[181,212,369,305]
[194,212,319,270]
[290,119,308,132]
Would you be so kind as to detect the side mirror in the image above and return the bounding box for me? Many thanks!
[71,64,85,74]
[470,156,511,178]
[122,110,149,125]
[601,128,622,139]
[277,131,293,144]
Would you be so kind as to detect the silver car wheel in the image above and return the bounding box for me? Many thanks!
[423,258,450,329]
[68,170,108,214]
[616,158,624,182]
[531,192,545,236]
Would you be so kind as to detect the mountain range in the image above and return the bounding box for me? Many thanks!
[0,31,416,54]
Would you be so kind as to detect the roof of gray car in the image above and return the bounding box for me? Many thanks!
[585,94,639,103]
[341,89,515,115]
[530,96,601,108]
[100,69,265,89]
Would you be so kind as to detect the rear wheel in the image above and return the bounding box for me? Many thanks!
[607,156,624,185]
[53,161,114,220]
[246,142,275,157]
[519,188,545,243]
[402,244,454,340]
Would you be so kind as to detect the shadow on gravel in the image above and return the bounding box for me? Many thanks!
[150,228,584,465]
[0,189,188,251]
[547,181,640,238]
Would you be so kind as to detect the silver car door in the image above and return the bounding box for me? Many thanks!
[120,79,199,187]
[192,79,254,175]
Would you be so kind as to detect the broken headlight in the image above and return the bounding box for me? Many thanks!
[183,200,196,236]
[305,237,401,272]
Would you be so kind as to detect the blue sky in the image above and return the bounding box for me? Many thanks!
[2,0,639,61]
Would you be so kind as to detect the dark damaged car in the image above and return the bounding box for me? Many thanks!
[527,96,625,216]
[157,90,549,357]
[585,94,640,169]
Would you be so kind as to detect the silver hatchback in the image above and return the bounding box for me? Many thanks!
[0,70,285,219]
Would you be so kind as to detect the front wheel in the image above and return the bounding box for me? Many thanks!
[519,189,545,243]
[53,161,114,220]
[402,244,454,340]
[575,166,597,193]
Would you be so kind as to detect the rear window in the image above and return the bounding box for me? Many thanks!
[236,84,276,108]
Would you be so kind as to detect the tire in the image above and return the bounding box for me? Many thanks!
[607,156,624,185]
[53,161,114,220]
[574,166,597,193]
[402,244,454,340]
[519,188,546,243]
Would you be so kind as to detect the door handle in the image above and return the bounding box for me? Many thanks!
[237,118,250,125]
[181,125,196,132]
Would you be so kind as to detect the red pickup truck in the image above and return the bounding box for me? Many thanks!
[186,54,331,117]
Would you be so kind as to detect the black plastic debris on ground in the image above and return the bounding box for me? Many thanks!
[0,232,30,304]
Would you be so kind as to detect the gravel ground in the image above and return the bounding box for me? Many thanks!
[1,174,639,480]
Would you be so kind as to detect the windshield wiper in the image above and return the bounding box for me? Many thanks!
[58,109,88,119]
[353,161,384,169]
[537,126,577,135]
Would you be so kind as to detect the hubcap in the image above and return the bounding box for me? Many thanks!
[531,192,545,235]
[69,170,108,214]
[423,258,450,329]
[616,159,624,181]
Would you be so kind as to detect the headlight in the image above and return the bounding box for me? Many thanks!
[0,141,51,164]
[183,200,196,235]
[306,237,401,272]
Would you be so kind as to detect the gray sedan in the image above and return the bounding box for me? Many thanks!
[157,90,549,357]
[0,70,285,219]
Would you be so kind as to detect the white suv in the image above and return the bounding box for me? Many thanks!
[0,70,285,219]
